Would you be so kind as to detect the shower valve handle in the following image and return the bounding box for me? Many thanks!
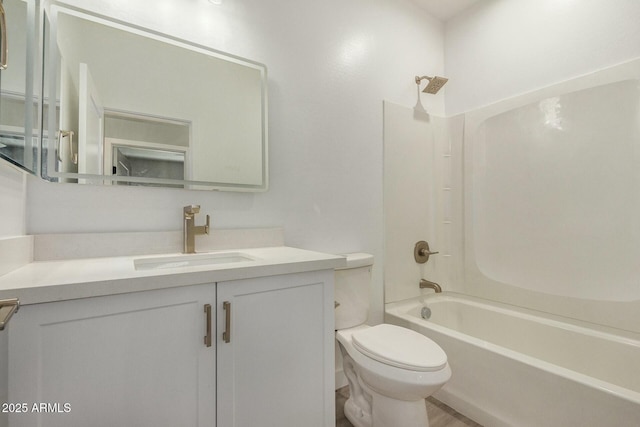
[419,248,439,256]
[414,241,438,264]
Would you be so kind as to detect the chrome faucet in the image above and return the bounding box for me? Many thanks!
[183,205,210,254]
[419,279,442,293]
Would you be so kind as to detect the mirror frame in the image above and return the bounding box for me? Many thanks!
[40,2,269,191]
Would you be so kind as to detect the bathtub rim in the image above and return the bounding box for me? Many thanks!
[385,292,640,406]
[390,292,640,343]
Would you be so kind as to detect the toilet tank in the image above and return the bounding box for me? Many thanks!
[335,253,374,330]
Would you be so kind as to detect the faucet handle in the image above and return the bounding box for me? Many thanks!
[184,205,201,215]
[204,214,210,235]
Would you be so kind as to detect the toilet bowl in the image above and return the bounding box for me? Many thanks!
[335,254,451,427]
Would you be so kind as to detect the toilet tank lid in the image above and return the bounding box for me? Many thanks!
[337,253,374,270]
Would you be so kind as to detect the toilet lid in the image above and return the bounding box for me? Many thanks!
[351,324,447,372]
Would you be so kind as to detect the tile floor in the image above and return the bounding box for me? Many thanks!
[336,386,482,427]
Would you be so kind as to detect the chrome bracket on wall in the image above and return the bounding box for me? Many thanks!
[0,298,20,331]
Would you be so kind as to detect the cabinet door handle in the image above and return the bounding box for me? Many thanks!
[0,298,19,331]
[204,304,212,347]
[0,1,7,70]
[222,301,231,343]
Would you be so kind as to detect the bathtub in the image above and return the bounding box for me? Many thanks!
[385,293,640,427]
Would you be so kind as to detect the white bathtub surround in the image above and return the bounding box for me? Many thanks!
[383,101,464,303]
[32,227,284,261]
[383,101,438,303]
[384,59,640,332]
[386,293,640,427]
[382,49,640,427]
[458,58,640,333]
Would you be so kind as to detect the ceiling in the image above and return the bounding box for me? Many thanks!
[412,0,481,21]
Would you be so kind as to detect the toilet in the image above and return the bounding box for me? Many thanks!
[335,253,451,427]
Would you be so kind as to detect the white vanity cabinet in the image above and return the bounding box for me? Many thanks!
[6,268,336,427]
[8,284,217,427]
[216,270,335,427]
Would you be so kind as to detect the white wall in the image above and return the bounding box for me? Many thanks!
[445,0,640,115]
[0,162,27,238]
[26,0,446,324]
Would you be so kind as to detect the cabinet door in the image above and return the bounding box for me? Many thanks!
[8,284,216,427]
[216,270,335,427]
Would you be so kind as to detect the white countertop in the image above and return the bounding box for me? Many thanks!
[0,246,346,305]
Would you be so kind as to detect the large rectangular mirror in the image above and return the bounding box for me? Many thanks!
[41,2,268,191]
[0,0,38,175]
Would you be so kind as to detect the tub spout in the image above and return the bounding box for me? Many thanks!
[420,279,442,293]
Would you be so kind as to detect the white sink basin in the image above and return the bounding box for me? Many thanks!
[134,252,255,271]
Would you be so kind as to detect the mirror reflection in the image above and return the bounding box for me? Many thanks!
[42,4,268,191]
[0,0,38,174]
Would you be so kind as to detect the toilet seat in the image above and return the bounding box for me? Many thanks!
[351,324,447,372]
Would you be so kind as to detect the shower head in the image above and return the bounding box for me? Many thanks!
[415,75,449,94]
